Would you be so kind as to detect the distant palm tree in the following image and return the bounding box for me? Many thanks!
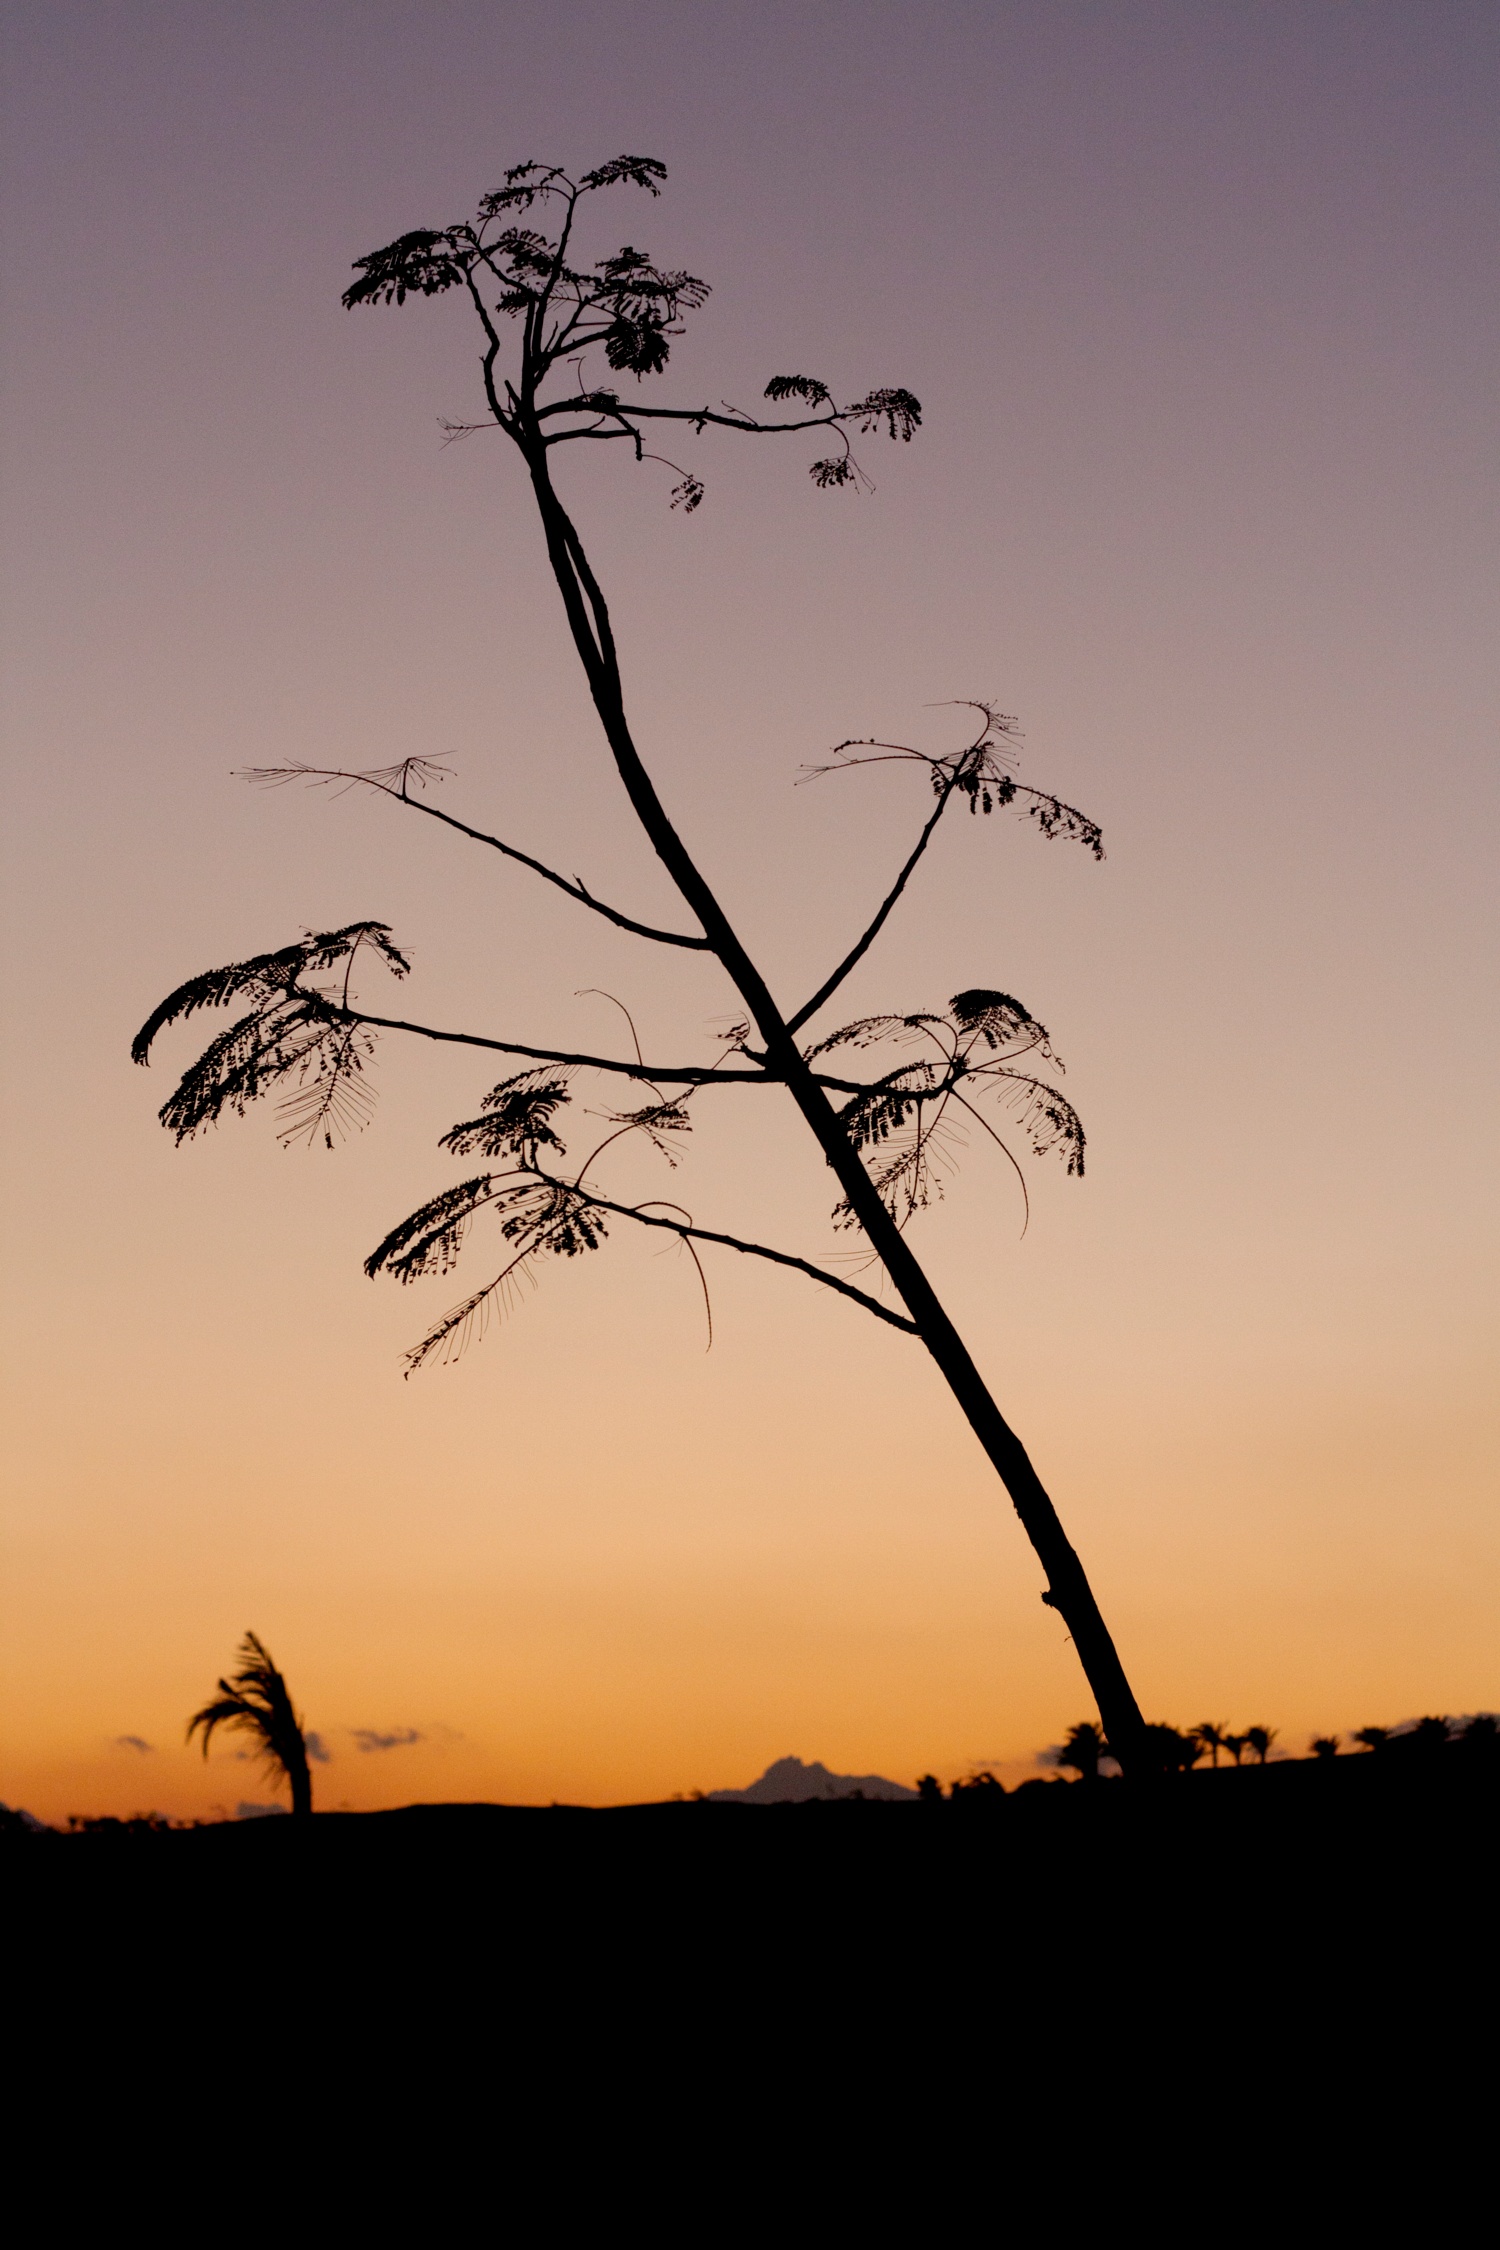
[1140,1723,1203,1775]
[187,1631,313,1817]
[1246,1725,1278,1765]
[1057,1722,1109,1781]
[1310,1735,1340,1760]
[1352,1726,1389,1753]
[1194,1722,1228,1768]
[1223,1733,1248,1766]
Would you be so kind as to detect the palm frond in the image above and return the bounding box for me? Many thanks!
[186,1633,308,1788]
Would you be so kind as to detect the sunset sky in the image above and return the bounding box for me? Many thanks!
[2,1,1495,1821]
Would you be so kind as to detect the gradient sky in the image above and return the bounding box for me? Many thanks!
[2,1,1495,1820]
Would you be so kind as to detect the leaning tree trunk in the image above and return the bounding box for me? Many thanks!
[288,1752,313,1819]
[524,445,1149,1775]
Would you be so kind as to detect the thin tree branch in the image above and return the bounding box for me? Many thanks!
[787,770,963,1035]
[568,1186,919,1334]
[324,1002,774,1085]
[535,401,845,436]
[246,765,710,951]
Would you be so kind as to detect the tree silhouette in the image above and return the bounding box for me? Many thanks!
[1141,1723,1203,1776]
[134,157,1148,1769]
[1246,1726,1278,1765]
[1057,1721,1110,1780]
[1394,1716,1452,1756]
[1352,1726,1389,1753]
[950,1769,1007,1802]
[1223,1732,1248,1766]
[1194,1722,1228,1769]
[1310,1735,1340,1761]
[186,1632,313,1818]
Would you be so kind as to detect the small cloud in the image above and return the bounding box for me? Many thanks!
[350,1727,423,1753]
[235,1801,288,1820]
[304,1731,333,1765]
[113,1735,155,1754]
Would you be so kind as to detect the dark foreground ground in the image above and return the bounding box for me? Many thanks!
[9,1748,1495,2162]
[14,1744,1494,1925]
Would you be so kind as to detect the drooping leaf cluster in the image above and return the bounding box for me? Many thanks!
[439,1068,577,1165]
[131,922,408,1147]
[808,702,1104,859]
[808,988,1085,1230]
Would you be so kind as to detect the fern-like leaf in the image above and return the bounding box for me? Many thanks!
[579,155,668,195]
[365,1175,500,1283]
[132,922,408,1066]
[845,388,922,441]
[805,1013,946,1061]
[440,1070,575,1162]
[343,229,471,309]
[765,375,832,408]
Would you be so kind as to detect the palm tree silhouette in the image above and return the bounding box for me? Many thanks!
[1246,1725,1278,1765]
[187,1631,313,1817]
[1194,1722,1228,1768]
[1310,1735,1340,1760]
[1057,1721,1109,1780]
[1352,1726,1389,1753]
[1223,1732,1248,1766]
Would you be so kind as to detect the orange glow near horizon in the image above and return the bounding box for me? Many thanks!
[2,4,1496,1824]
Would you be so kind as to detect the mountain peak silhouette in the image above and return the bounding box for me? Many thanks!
[708,1756,917,1804]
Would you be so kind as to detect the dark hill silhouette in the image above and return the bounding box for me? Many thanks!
[708,1756,918,1803]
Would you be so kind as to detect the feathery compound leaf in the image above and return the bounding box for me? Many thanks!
[343,229,471,309]
[605,1100,693,1163]
[275,1019,379,1150]
[604,312,673,376]
[439,1070,575,1162]
[836,1064,941,1152]
[478,164,563,216]
[810,457,857,489]
[764,375,832,408]
[845,388,922,441]
[154,1001,327,1143]
[985,1074,1087,1176]
[579,155,668,195]
[392,1179,612,1374]
[136,923,407,1143]
[132,922,407,1065]
[804,1013,946,1061]
[950,990,1041,1049]
[365,1175,499,1283]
